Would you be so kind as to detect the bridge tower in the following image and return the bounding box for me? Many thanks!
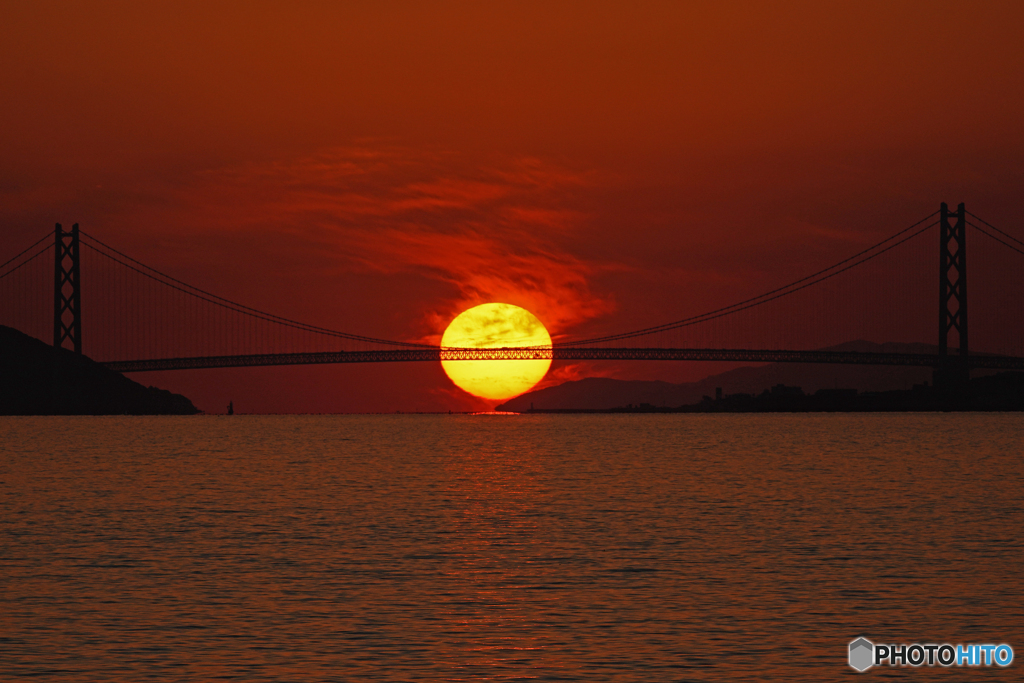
[935,202,967,388]
[53,222,82,354]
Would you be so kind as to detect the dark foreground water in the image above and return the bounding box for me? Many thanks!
[1,414,1022,681]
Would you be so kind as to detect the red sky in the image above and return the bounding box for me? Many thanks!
[3,1,1024,413]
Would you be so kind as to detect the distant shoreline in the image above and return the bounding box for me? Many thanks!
[520,372,1024,413]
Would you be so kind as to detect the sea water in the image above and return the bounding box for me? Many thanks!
[1,414,1022,680]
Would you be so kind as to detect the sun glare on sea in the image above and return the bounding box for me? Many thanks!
[441,303,552,401]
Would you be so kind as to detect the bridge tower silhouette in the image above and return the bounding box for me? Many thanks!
[53,222,82,355]
[936,203,968,388]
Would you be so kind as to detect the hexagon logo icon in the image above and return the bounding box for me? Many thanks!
[849,638,874,672]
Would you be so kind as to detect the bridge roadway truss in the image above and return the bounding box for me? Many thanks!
[102,347,1024,373]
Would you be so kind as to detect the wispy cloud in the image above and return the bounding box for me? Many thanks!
[192,145,619,343]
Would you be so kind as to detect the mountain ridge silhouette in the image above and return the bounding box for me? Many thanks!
[496,341,941,411]
[1,325,199,415]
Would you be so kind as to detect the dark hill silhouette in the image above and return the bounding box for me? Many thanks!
[0,325,198,415]
[497,341,938,411]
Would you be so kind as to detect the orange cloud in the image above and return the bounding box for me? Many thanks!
[188,145,620,342]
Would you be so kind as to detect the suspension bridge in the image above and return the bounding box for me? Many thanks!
[3,203,1024,389]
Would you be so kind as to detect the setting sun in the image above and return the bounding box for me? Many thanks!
[441,303,552,400]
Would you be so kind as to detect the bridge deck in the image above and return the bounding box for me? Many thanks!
[101,347,1024,373]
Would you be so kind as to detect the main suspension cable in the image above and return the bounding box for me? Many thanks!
[966,211,1024,249]
[557,211,939,346]
[0,242,52,281]
[968,221,1024,257]
[79,231,433,348]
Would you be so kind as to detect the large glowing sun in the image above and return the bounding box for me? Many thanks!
[441,303,552,401]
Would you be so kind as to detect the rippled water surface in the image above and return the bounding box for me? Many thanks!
[2,414,1022,680]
